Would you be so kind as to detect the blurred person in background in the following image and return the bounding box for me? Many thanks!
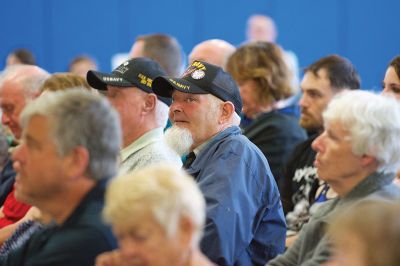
[68,55,98,78]
[226,41,306,190]
[189,39,235,69]
[325,201,400,266]
[5,49,36,66]
[129,34,184,77]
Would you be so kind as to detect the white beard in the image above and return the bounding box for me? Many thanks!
[164,125,194,156]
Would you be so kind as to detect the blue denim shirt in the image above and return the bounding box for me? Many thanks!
[187,126,286,266]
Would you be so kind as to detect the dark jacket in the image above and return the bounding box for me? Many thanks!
[2,180,117,266]
[243,111,307,191]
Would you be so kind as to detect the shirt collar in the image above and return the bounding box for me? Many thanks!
[120,128,164,162]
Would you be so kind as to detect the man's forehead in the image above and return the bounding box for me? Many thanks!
[0,80,25,97]
[301,71,333,93]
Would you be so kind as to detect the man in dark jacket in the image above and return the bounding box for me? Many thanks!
[2,90,121,265]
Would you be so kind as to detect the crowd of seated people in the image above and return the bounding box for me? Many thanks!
[0,17,399,266]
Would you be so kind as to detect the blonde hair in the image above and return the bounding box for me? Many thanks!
[40,73,92,93]
[226,41,292,105]
[103,164,206,246]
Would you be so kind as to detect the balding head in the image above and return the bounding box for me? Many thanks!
[0,65,49,139]
[189,39,236,69]
[246,15,277,43]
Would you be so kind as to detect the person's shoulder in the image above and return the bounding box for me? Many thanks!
[365,183,400,202]
[21,225,116,266]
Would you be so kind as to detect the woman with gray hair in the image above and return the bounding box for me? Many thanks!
[268,90,400,266]
[96,164,215,266]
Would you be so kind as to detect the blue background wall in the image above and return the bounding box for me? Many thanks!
[0,0,398,90]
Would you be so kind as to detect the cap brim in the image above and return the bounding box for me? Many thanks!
[152,76,208,98]
[86,71,132,90]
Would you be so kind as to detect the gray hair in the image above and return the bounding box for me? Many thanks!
[20,89,121,180]
[323,90,400,174]
[0,65,49,98]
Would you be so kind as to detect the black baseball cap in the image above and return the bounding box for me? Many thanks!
[152,60,242,115]
[86,57,172,106]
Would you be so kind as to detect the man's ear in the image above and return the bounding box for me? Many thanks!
[220,101,235,124]
[143,93,157,114]
[64,146,89,179]
[360,154,377,168]
[179,216,195,247]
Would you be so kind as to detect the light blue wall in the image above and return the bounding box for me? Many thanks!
[1,0,398,89]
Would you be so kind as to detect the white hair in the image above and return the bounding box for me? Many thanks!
[0,65,49,98]
[154,99,169,128]
[164,125,194,156]
[104,164,206,247]
[323,90,400,174]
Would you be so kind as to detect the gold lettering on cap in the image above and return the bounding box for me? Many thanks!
[169,79,190,90]
[191,61,206,70]
[138,73,153,88]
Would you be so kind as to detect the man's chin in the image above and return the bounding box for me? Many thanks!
[164,126,194,156]
[299,119,319,132]
[14,188,29,204]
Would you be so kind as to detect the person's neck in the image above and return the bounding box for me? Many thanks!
[123,124,157,148]
[191,124,233,152]
[251,103,275,119]
[185,248,214,266]
[42,178,96,225]
[333,168,377,198]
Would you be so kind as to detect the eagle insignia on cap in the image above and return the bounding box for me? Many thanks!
[191,70,205,80]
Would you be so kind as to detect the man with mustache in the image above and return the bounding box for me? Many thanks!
[281,55,360,245]
[152,61,286,266]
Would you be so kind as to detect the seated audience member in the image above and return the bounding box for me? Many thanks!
[2,89,121,265]
[0,72,98,252]
[268,90,400,265]
[226,42,306,190]
[381,55,400,186]
[324,201,400,266]
[68,55,98,78]
[189,39,236,68]
[382,55,400,99]
[87,57,181,175]
[153,61,286,265]
[96,164,215,266]
[129,34,184,77]
[0,128,13,206]
[0,207,45,261]
[282,55,360,243]
[0,65,49,236]
[40,72,93,93]
[246,14,300,119]
[5,49,36,66]
[245,14,299,95]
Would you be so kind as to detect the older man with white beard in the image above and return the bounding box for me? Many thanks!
[153,61,286,266]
